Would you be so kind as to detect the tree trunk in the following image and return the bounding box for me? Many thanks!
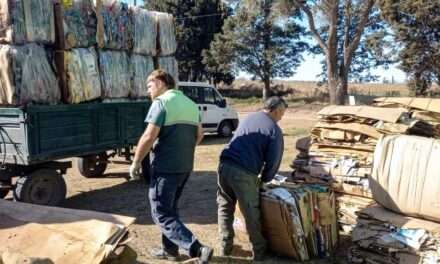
[263,78,271,101]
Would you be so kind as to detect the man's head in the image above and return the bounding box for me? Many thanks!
[263,96,288,122]
[146,69,176,99]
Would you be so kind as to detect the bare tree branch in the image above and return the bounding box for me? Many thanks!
[291,0,328,54]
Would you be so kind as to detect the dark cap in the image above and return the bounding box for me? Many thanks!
[264,96,288,111]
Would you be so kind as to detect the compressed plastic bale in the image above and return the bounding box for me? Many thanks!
[59,48,101,103]
[95,0,132,50]
[131,54,154,98]
[154,12,176,56]
[55,0,97,49]
[130,7,157,56]
[0,44,60,105]
[0,0,27,44]
[98,50,131,98]
[23,0,55,44]
[157,56,178,83]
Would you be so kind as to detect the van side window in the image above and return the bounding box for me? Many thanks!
[180,86,200,103]
[203,87,216,104]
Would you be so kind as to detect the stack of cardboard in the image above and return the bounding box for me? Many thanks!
[0,199,135,264]
[349,205,440,264]
[234,183,338,261]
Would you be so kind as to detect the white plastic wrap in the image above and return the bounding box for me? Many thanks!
[0,0,54,44]
[131,54,154,98]
[154,12,176,56]
[98,50,131,98]
[130,7,157,56]
[0,44,60,105]
[158,56,178,83]
[63,48,101,103]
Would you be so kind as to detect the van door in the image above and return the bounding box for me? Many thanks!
[200,87,226,132]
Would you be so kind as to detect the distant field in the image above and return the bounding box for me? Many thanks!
[228,79,411,98]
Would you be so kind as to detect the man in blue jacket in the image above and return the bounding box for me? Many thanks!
[217,96,287,262]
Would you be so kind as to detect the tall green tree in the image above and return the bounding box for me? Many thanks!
[281,0,392,105]
[378,0,440,96]
[204,0,308,100]
[145,0,231,82]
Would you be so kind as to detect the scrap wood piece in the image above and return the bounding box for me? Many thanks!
[318,105,407,123]
[314,122,382,139]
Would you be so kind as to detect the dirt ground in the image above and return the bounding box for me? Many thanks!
[10,104,351,263]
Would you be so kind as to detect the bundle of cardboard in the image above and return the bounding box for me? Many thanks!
[234,183,338,261]
[349,205,440,264]
[0,199,135,264]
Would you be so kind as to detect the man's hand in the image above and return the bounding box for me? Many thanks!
[129,161,141,181]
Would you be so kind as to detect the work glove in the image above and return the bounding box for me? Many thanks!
[129,161,141,181]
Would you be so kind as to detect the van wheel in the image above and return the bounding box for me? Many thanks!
[218,121,233,137]
[77,153,108,178]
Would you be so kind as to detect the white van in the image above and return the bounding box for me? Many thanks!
[178,82,239,137]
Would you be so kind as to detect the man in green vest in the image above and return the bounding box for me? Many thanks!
[130,70,213,263]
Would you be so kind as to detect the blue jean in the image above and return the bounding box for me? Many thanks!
[149,171,201,257]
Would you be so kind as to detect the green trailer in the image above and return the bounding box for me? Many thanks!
[0,101,150,205]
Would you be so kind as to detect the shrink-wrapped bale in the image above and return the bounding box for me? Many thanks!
[131,54,154,98]
[155,12,176,56]
[96,0,132,50]
[98,50,131,98]
[370,135,440,222]
[0,44,60,105]
[0,0,55,44]
[0,0,26,44]
[55,0,97,49]
[157,56,178,82]
[130,7,157,56]
[56,48,101,103]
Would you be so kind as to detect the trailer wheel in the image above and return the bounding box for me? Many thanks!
[14,169,66,206]
[77,153,108,178]
[0,179,12,199]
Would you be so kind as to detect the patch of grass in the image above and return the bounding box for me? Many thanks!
[283,127,310,137]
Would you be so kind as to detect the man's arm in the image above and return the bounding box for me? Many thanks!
[133,123,161,163]
[196,123,204,145]
[261,128,284,182]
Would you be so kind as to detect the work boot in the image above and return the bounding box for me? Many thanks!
[198,246,214,264]
[150,248,179,261]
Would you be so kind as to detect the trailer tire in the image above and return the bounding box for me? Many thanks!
[14,169,66,206]
[77,153,108,178]
[0,179,11,199]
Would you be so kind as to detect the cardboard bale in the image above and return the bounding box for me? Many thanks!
[130,54,154,99]
[130,7,157,56]
[0,0,55,44]
[371,135,440,223]
[154,12,176,56]
[54,0,97,50]
[98,50,131,99]
[55,47,101,103]
[157,56,178,82]
[0,44,60,106]
[95,0,132,50]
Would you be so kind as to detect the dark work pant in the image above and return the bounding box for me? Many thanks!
[217,161,267,258]
[141,154,150,185]
[149,170,201,257]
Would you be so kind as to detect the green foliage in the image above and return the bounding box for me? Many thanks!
[378,0,440,95]
[145,0,231,82]
[204,0,308,99]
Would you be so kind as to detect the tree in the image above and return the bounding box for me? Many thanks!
[204,0,308,100]
[281,0,392,105]
[145,0,232,82]
[378,0,440,96]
